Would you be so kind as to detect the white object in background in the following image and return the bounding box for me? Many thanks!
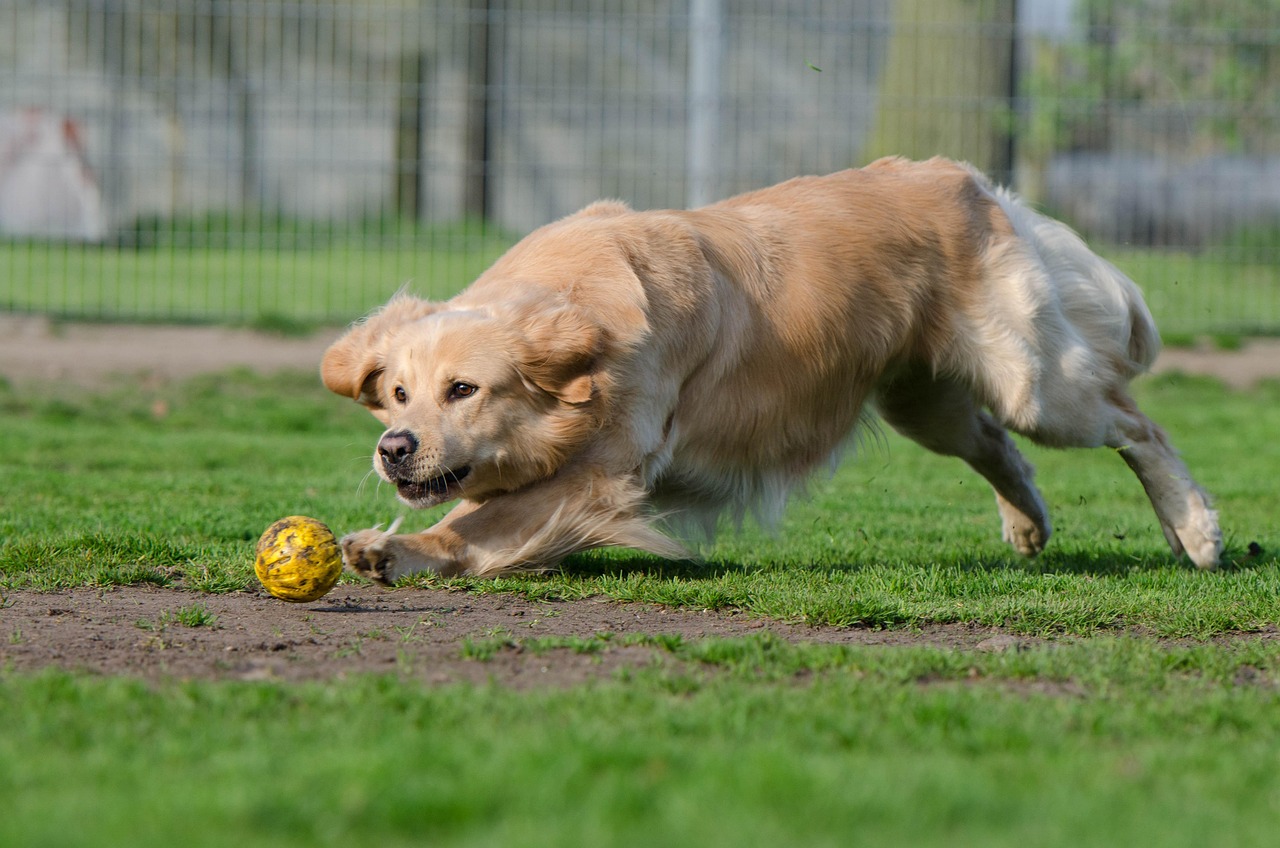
[0,108,109,242]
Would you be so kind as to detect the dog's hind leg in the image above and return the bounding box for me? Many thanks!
[1103,391,1222,569]
[876,373,1051,557]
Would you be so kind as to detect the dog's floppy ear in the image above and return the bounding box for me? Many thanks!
[321,293,440,414]
[505,297,605,406]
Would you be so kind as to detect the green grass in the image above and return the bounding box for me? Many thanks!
[168,602,219,628]
[0,228,511,325]
[2,369,1276,637]
[2,236,1278,333]
[2,369,1280,846]
[4,641,1280,848]
[1111,247,1280,336]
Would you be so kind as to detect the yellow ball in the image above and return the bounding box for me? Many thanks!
[254,516,343,603]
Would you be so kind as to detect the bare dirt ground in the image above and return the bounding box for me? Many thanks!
[2,315,1276,684]
[2,314,1278,390]
[0,314,340,387]
[1,585,1030,685]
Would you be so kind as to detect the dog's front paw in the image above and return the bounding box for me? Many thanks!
[340,528,402,586]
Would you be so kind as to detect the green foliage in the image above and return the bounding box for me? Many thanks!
[1024,0,1280,156]
[169,603,219,628]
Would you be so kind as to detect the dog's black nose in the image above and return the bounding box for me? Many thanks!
[377,430,418,467]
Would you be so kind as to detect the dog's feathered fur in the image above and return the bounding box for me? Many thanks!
[322,156,1221,581]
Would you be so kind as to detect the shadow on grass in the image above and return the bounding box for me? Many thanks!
[554,540,1271,581]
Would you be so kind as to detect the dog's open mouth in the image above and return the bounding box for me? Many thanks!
[395,466,471,502]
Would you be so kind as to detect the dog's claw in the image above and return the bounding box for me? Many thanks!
[341,528,399,586]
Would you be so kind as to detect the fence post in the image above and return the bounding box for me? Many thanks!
[866,0,1016,183]
[394,50,428,221]
[687,0,723,209]
[463,0,493,222]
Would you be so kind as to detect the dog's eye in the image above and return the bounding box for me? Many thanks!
[449,382,478,400]
[393,386,407,403]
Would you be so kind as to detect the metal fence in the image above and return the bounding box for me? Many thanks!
[1,0,1277,334]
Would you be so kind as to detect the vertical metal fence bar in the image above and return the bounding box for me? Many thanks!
[0,1,1275,335]
[687,0,722,209]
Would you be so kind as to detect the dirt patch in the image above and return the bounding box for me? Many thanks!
[0,314,340,387]
[1,584,1019,686]
[2,314,1278,389]
[1151,337,1280,389]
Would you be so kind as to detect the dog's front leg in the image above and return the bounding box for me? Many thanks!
[340,469,685,584]
[339,506,476,584]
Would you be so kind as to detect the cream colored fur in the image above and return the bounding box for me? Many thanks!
[321,156,1221,581]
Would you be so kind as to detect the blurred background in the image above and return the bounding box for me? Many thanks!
[1,0,1277,336]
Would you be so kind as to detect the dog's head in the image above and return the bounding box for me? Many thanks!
[321,292,606,508]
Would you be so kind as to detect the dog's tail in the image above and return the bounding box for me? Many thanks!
[976,176,1161,376]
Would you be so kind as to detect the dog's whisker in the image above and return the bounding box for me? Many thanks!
[356,468,380,496]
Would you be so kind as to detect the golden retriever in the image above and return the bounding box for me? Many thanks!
[321,156,1221,581]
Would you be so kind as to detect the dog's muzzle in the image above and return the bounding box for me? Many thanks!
[377,430,471,502]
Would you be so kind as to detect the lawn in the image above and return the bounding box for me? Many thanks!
[2,369,1276,635]
[1,367,1279,847]
[2,236,1279,335]
[0,225,511,325]
[5,645,1280,848]
[1113,247,1280,337]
